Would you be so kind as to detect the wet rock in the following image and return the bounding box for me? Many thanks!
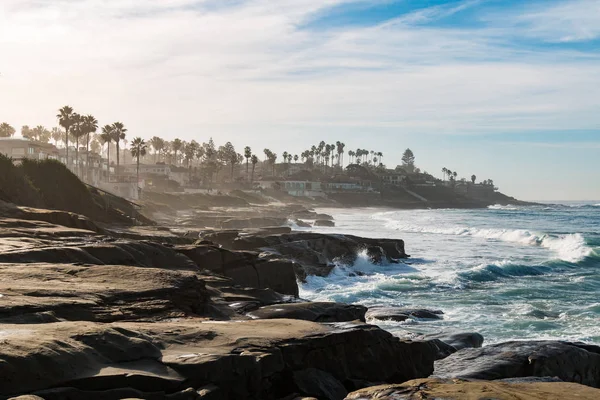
[314,220,335,227]
[434,340,600,387]
[247,302,367,323]
[344,378,600,400]
[293,368,347,400]
[366,307,443,322]
[293,219,312,228]
[420,332,484,351]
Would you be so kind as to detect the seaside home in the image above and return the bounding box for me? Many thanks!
[0,137,60,163]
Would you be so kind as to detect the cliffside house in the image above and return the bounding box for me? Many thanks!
[0,137,60,163]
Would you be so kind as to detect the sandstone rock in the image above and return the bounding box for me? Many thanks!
[314,220,335,227]
[0,263,230,323]
[293,368,347,400]
[434,341,600,387]
[175,245,299,296]
[0,319,437,399]
[366,307,443,322]
[344,378,600,400]
[220,217,287,230]
[247,302,367,323]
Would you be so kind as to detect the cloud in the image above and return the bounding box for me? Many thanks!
[0,0,599,148]
[483,0,600,43]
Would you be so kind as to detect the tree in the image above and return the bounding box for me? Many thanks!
[244,146,252,178]
[57,106,75,165]
[171,138,183,165]
[130,137,147,189]
[21,125,32,139]
[82,115,98,180]
[69,114,85,177]
[471,174,476,184]
[111,122,127,176]
[442,167,447,181]
[336,141,345,167]
[402,148,415,172]
[100,125,113,181]
[294,154,299,163]
[0,122,15,137]
[250,154,258,183]
[149,136,164,163]
[51,127,63,147]
[453,171,458,180]
[218,142,238,180]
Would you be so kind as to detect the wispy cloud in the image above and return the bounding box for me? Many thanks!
[1,0,599,146]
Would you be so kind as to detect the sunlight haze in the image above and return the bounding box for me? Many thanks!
[2,0,599,200]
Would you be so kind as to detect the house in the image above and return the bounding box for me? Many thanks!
[283,180,326,197]
[0,138,60,162]
[380,170,407,186]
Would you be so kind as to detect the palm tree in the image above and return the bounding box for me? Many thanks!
[251,154,258,183]
[294,154,299,163]
[377,151,383,166]
[442,167,447,181]
[171,138,183,165]
[130,137,147,191]
[51,127,63,147]
[453,171,458,180]
[471,174,477,184]
[70,113,84,177]
[57,106,74,165]
[149,136,164,163]
[111,122,127,177]
[99,125,113,181]
[82,115,98,180]
[244,146,252,178]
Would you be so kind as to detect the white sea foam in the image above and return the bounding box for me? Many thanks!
[378,218,591,262]
[488,204,519,211]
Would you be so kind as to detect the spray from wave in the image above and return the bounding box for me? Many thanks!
[378,218,592,263]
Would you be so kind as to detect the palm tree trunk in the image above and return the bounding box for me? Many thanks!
[251,164,255,183]
[136,155,140,190]
[116,142,120,178]
[65,128,69,166]
[75,138,80,177]
[85,134,90,182]
[246,160,249,181]
[106,144,110,182]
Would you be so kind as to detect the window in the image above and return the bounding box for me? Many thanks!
[28,147,35,155]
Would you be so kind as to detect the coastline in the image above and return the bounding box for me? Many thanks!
[0,192,599,398]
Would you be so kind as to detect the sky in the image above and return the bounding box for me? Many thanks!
[1,0,599,201]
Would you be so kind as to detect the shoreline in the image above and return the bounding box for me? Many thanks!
[0,196,599,398]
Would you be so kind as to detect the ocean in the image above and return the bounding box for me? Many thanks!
[299,203,600,344]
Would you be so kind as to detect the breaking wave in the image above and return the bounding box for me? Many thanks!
[379,218,592,263]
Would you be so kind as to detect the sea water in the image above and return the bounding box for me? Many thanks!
[298,203,600,344]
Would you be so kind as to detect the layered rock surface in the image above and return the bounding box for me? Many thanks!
[345,378,600,400]
[0,214,437,399]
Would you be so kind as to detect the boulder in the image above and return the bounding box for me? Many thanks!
[247,302,367,323]
[434,341,600,388]
[366,307,443,322]
[344,378,600,400]
[293,219,312,228]
[419,332,484,351]
[176,245,299,297]
[314,220,335,227]
[293,368,347,400]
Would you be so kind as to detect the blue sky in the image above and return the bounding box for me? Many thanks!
[1,0,599,200]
